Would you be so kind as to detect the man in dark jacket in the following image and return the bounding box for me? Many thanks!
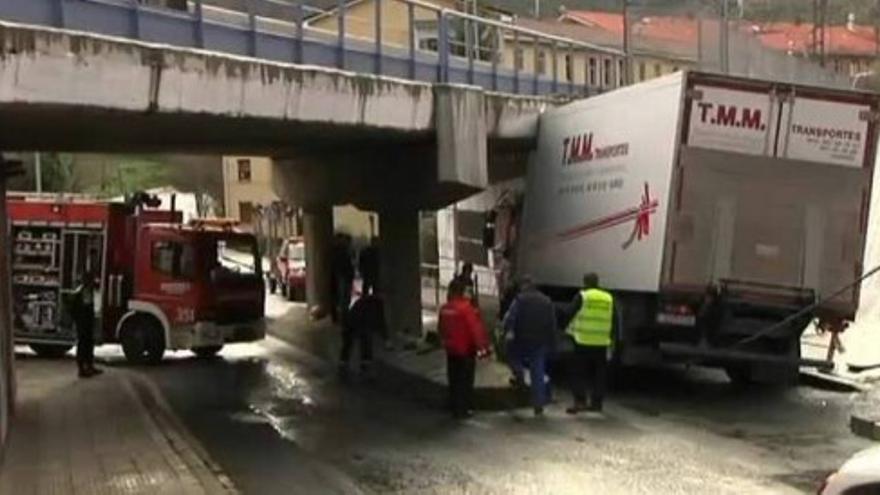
[502,276,557,416]
[330,234,355,323]
[439,280,490,419]
[339,292,386,378]
[72,269,102,378]
[358,238,380,296]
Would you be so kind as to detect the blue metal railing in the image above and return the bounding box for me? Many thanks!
[0,0,626,96]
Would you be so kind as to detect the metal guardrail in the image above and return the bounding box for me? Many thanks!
[0,0,626,96]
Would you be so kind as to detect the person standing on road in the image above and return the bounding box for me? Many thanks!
[502,276,557,416]
[439,280,490,419]
[72,269,102,378]
[565,273,614,414]
[358,237,380,296]
[339,291,387,378]
[330,233,355,323]
[450,262,478,307]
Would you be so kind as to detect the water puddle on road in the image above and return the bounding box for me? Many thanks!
[231,359,322,445]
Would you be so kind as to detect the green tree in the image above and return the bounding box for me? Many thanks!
[40,153,80,193]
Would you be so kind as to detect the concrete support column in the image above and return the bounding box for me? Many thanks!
[303,205,333,314]
[0,164,13,447]
[379,207,423,340]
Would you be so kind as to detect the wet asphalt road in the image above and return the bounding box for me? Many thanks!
[127,301,871,495]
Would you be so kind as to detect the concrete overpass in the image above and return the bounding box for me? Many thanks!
[0,19,566,339]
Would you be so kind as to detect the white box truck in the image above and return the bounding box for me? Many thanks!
[515,71,879,384]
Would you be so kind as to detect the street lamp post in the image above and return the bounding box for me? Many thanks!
[720,0,730,74]
[622,0,633,85]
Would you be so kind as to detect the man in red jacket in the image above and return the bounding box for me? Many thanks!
[439,280,490,419]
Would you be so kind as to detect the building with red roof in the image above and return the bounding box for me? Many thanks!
[561,9,878,81]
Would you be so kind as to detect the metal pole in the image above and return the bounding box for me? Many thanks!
[622,0,632,84]
[337,0,345,69]
[374,0,383,75]
[34,153,42,193]
[720,0,729,74]
[438,11,449,82]
[408,2,416,80]
[194,0,205,49]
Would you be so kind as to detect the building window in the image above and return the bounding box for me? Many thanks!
[536,51,547,75]
[151,241,194,278]
[618,59,626,86]
[239,201,256,224]
[603,58,613,87]
[514,48,524,70]
[588,57,597,86]
[414,20,438,53]
[237,159,251,183]
[654,63,662,76]
[638,62,646,81]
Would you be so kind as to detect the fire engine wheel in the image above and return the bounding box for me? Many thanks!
[121,315,165,365]
[29,344,73,359]
[192,346,223,359]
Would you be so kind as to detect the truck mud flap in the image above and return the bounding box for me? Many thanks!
[659,343,832,371]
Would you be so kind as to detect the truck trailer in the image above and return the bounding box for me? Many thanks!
[515,71,879,384]
[8,193,266,364]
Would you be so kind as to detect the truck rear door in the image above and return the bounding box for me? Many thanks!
[666,75,876,318]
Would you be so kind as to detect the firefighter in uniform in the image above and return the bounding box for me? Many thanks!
[73,270,102,378]
[565,273,613,414]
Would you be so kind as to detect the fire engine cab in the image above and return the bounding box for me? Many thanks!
[8,193,266,363]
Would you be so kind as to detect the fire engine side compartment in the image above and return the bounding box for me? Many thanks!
[8,199,111,347]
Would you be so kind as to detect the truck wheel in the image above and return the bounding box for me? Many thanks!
[192,345,223,359]
[724,365,756,386]
[29,344,73,359]
[121,315,165,365]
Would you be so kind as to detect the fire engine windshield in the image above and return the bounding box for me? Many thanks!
[213,235,260,279]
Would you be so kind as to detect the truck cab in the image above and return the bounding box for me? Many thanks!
[115,222,266,363]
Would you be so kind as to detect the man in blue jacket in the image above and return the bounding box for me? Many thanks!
[502,276,557,416]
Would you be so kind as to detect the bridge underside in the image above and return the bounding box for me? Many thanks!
[0,21,547,340]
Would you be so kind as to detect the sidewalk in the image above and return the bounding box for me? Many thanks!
[851,386,880,441]
[0,356,235,495]
[266,300,519,411]
[801,325,880,391]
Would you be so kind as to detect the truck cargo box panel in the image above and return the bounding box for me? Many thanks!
[666,147,867,316]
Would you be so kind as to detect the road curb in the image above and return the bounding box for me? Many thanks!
[850,414,880,441]
[850,387,880,441]
[798,370,867,393]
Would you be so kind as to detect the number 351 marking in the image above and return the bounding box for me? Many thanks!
[176,307,195,324]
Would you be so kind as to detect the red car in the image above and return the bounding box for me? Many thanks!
[275,238,306,301]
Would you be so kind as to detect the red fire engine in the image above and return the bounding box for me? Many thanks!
[8,193,266,363]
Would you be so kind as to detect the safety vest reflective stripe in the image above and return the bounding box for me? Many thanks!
[568,288,613,347]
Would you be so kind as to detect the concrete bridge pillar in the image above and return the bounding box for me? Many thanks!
[302,205,333,315]
[379,207,422,341]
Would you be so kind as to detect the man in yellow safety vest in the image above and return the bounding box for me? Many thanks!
[565,273,614,414]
